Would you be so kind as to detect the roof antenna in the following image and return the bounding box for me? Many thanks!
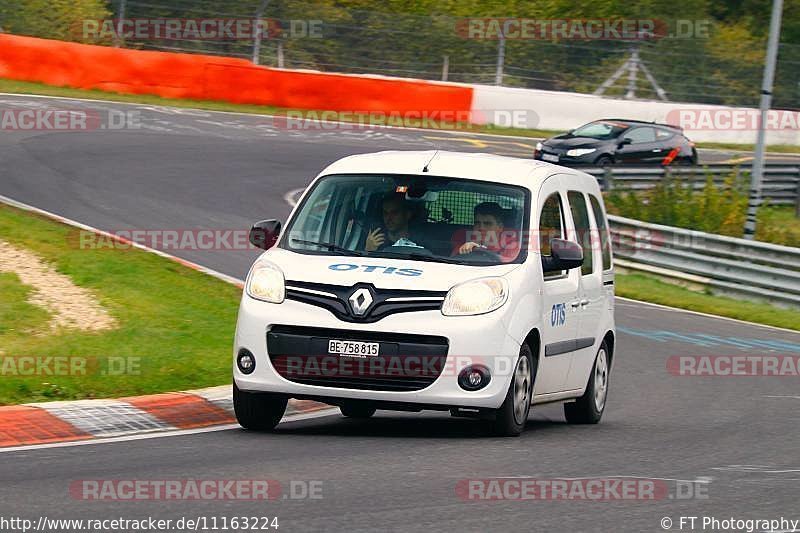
[422,150,439,173]
[421,140,440,172]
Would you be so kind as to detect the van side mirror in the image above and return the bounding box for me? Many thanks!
[249,219,281,250]
[543,238,583,271]
[618,137,632,148]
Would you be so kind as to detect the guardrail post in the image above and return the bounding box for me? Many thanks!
[604,167,614,192]
[795,178,800,218]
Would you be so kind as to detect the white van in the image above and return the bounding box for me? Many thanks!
[233,151,615,436]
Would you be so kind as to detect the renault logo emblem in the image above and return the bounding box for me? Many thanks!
[348,287,373,316]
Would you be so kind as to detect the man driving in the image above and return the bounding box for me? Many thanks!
[365,194,420,252]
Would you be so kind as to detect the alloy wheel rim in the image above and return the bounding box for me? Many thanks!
[594,349,608,412]
[513,356,531,425]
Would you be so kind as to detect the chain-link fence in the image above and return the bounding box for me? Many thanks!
[2,0,799,109]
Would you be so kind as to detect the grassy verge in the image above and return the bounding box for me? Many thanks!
[616,273,800,331]
[3,78,799,152]
[0,204,241,405]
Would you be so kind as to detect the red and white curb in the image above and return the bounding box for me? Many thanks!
[0,386,331,449]
[0,194,331,449]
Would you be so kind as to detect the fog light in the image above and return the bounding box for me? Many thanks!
[237,348,256,374]
[458,364,491,391]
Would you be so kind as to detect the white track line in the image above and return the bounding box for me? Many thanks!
[0,193,242,287]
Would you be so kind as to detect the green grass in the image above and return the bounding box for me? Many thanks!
[0,204,242,405]
[616,273,800,331]
[757,206,800,248]
[4,78,798,152]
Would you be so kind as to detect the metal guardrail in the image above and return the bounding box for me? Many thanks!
[585,164,800,209]
[608,214,800,308]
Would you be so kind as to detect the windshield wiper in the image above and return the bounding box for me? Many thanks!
[290,238,365,256]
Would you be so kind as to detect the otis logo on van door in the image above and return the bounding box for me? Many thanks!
[551,303,566,327]
[328,264,423,276]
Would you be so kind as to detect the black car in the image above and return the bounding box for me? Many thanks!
[533,119,698,167]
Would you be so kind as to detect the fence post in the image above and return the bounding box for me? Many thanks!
[114,0,126,48]
[441,55,449,82]
[252,0,270,65]
[795,178,800,218]
[494,34,505,86]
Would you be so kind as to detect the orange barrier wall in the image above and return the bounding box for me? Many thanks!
[0,34,473,114]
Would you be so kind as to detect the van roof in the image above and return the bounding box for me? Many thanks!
[317,150,595,190]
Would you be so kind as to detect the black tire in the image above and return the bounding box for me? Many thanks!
[564,342,610,424]
[491,344,535,437]
[339,402,377,419]
[595,155,613,168]
[233,383,288,431]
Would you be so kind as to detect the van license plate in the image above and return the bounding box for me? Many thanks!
[542,153,559,162]
[328,340,380,357]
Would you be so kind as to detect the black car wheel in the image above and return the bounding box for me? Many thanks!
[595,155,613,168]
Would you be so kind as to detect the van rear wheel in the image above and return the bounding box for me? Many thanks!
[233,383,288,431]
[564,342,609,424]
[490,344,534,437]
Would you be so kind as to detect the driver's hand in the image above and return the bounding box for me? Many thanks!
[458,241,482,255]
[365,228,385,252]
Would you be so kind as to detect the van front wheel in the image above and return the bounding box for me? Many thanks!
[233,383,288,431]
[491,344,534,437]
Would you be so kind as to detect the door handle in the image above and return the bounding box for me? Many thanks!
[579,299,590,308]
[651,149,662,152]
[570,301,581,309]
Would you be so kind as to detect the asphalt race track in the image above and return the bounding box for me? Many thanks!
[1,94,799,532]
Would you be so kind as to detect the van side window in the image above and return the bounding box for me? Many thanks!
[567,191,594,276]
[589,194,612,271]
[540,193,565,278]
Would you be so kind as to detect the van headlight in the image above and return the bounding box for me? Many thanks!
[566,148,596,157]
[535,142,543,151]
[442,277,509,316]
[246,259,285,303]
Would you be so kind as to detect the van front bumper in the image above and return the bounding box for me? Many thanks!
[234,296,522,409]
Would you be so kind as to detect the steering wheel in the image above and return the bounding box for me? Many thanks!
[465,246,502,261]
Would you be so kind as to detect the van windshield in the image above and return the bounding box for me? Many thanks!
[281,174,529,266]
